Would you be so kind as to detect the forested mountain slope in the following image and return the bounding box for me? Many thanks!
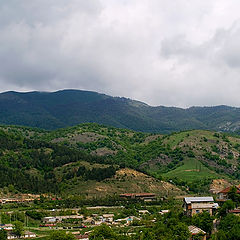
[0,90,240,133]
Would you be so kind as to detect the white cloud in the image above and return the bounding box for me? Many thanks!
[1,0,240,107]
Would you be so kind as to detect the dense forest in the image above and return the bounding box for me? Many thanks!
[1,90,240,133]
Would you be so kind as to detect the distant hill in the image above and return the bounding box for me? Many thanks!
[0,89,240,133]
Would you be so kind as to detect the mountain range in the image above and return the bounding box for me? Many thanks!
[0,89,240,133]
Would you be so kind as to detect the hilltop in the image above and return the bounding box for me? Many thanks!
[1,90,240,133]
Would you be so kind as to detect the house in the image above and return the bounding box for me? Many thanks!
[115,216,141,225]
[0,224,14,231]
[42,216,57,223]
[43,215,83,223]
[217,185,240,201]
[102,214,114,223]
[183,197,219,216]
[55,215,83,222]
[120,193,156,201]
[24,231,37,238]
[188,226,206,240]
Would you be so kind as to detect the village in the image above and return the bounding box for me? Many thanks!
[0,184,239,240]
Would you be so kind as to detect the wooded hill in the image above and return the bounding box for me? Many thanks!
[0,126,182,197]
[1,89,240,133]
[0,123,240,196]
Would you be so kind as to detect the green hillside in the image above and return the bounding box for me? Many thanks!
[163,158,220,181]
[0,125,184,197]
[1,123,240,196]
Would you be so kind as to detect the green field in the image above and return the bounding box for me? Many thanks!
[163,158,220,182]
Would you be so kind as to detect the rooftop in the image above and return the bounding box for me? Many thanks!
[219,185,240,194]
[184,197,214,204]
[188,225,206,235]
[229,209,240,213]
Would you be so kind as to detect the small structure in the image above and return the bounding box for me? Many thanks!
[83,217,93,224]
[183,197,218,216]
[91,220,102,226]
[229,209,240,215]
[7,231,36,239]
[120,193,156,201]
[102,214,114,223]
[188,226,206,240]
[42,215,83,223]
[159,210,169,215]
[138,210,150,215]
[217,185,240,201]
[43,216,57,223]
[75,235,89,240]
[24,231,37,238]
[115,216,141,225]
[0,224,14,231]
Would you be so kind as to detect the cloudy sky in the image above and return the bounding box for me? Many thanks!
[1,0,240,107]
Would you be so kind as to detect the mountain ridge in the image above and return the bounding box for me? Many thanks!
[0,89,240,133]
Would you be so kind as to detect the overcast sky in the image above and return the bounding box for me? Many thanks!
[1,0,240,107]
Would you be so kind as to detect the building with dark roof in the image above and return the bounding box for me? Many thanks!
[217,185,240,201]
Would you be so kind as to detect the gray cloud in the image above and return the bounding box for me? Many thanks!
[1,0,240,107]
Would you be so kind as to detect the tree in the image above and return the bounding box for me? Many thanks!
[13,221,24,238]
[192,211,214,234]
[217,214,240,240]
[0,230,7,240]
[172,222,191,240]
[47,231,76,240]
[89,225,117,240]
[228,186,240,203]
[218,200,235,217]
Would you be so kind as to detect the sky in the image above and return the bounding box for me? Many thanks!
[1,0,240,107]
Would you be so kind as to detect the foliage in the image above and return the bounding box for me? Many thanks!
[216,214,240,240]
[46,231,76,240]
[228,186,240,203]
[89,225,119,240]
[1,122,240,196]
[218,200,235,217]
[26,210,47,220]
[132,211,190,240]
[13,221,24,237]
[192,211,214,234]
[0,230,7,240]
[1,90,240,135]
